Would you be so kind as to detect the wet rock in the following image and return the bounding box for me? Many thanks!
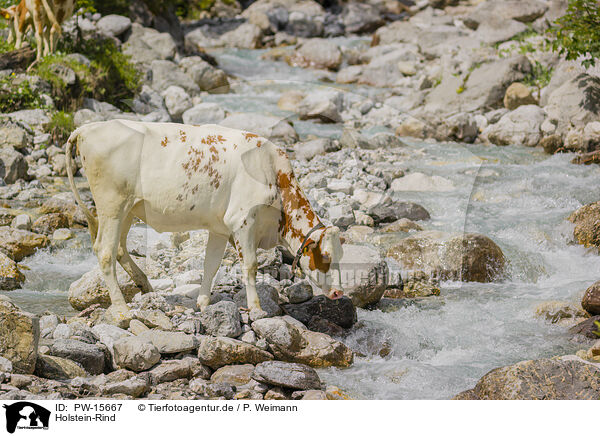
[49,339,105,375]
[454,356,600,400]
[569,316,600,340]
[368,202,431,224]
[387,231,506,283]
[289,38,342,71]
[197,336,273,369]
[251,317,353,368]
[0,300,39,374]
[337,244,388,308]
[0,227,48,261]
[123,23,177,64]
[0,252,25,291]
[199,301,242,338]
[234,284,282,317]
[137,330,198,354]
[35,355,86,380]
[281,280,313,304]
[483,105,545,147]
[31,213,69,235]
[568,202,600,252]
[68,267,142,311]
[582,281,600,315]
[147,359,193,384]
[386,272,440,298]
[253,361,321,390]
[504,82,537,110]
[210,364,254,386]
[182,103,225,125]
[534,301,588,325]
[113,336,161,371]
[39,192,88,227]
[179,56,230,94]
[282,295,356,329]
[0,148,28,184]
[220,113,298,145]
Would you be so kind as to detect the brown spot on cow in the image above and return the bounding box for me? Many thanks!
[244,132,258,141]
[306,233,331,273]
[276,170,319,242]
[256,140,263,148]
[161,136,168,147]
[179,130,187,142]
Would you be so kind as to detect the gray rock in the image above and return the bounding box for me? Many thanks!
[0,125,29,149]
[253,361,321,390]
[199,301,242,338]
[189,378,235,399]
[282,295,356,329]
[49,339,105,375]
[147,359,193,384]
[281,280,313,304]
[68,267,141,311]
[290,38,342,71]
[483,105,546,147]
[150,60,200,95]
[101,376,149,398]
[162,86,192,120]
[0,148,28,184]
[179,56,230,94]
[113,336,160,371]
[368,202,431,224]
[136,330,199,354]
[210,364,254,387]
[8,109,50,128]
[182,103,225,125]
[294,138,334,161]
[328,204,355,228]
[475,16,528,45]
[0,300,39,374]
[35,355,86,379]
[197,336,273,369]
[0,251,24,291]
[220,113,298,145]
[96,14,132,38]
[221,23,263,49]
[123,23,177,64]
[234,284,282,317]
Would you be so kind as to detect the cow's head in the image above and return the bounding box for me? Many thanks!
[297,226,345,299]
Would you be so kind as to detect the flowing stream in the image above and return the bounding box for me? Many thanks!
[9,41,600,399]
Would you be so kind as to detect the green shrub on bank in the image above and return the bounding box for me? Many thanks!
[48,110,75,144]
[0,74,48,112]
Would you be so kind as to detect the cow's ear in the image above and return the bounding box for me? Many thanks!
[339,236,346,245]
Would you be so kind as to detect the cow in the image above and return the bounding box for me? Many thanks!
[1,1,32,50]
[65,120,345,322]
[26,0,75,60]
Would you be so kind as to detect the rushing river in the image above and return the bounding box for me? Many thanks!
[9,41,600,399]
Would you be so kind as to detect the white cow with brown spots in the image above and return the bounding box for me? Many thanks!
[66,120,345,321]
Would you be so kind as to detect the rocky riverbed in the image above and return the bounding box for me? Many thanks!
[1,0,600,400]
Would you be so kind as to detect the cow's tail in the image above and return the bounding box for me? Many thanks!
[66,128,98,243]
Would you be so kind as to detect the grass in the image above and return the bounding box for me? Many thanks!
[524,61,554,89]
[47,110,75,145]
[595,320,600,337]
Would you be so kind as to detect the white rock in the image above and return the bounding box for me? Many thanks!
[391,172,455,192]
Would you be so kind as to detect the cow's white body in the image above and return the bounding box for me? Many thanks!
[66,120,344,321]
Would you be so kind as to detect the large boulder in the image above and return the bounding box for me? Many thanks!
[179,56,230,94]
[97,14,132,38]
[482,105,546,147]
[504,82,537,110]
[282,295,357,329]
[220,113,298,145]
[0,123,30,149]
[113,336,161,371]
[582,281,600,315]
[569,315,600,340]
[35,355,86,379]
[454,356,600,400]
[252,360,321,390]
[0,251,25,291]
[182,103,225,125]
[0,148,28,184]
[0,300,39,374]
[387,231,506,283]
[136,330,198,354]
[68,267,142,311]
[199,300,242,338]
[123,23,177,64]
[197,336,273,369]
[251,317,353,368]
[337,244,388,308]
[149,60,200,95]
[546,74,600,149]
[31,213,69,235]
[39,192,88,226]
[464,0,548,29]
[341,2,384,34]
[220,23,263,49]
[289,38,342,71]
[0,227,48,262]
[568,202,600,252]
[48,339,105,375]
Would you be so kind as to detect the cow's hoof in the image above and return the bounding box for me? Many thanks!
[196,295,210,311]
[103,304,132,329]
[248,299,262,311]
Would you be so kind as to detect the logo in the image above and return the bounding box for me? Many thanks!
[2,402,50,433]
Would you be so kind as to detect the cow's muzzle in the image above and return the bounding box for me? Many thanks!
[327,289,344,300]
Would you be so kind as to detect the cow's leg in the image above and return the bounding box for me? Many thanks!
[94,212,130,320]
[232,228,261,311]
[29,6,43,60]
[196,231,228,311]
[117,213,153,294]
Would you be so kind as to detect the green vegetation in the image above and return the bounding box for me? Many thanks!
[0,74,49,112]
[524,61,554,89]
[48,110,75,144]
[594,320,600,338]
[77,0,236,19]
[548,0,600,68]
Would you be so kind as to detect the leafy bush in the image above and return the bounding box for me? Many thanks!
[594,320,600,337]
[0,74,48,112]
[524,61,554,89]
[47,110,75,144]
[548,0,600,68]
[34,36,141,111]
